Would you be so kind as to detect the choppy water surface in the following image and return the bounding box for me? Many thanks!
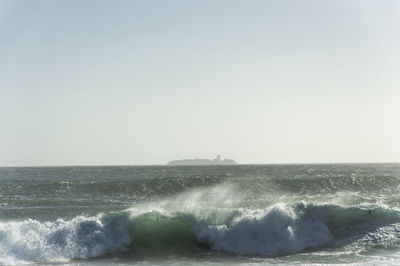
[1,164,400,265]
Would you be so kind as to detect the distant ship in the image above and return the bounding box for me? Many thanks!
[167,155,236,166]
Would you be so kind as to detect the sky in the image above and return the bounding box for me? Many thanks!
[1,0,399,166]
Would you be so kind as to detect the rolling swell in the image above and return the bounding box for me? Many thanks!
[233,174,400,197]
[270,175,400,194]
[2,202,399,264]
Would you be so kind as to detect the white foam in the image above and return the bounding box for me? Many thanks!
[195,203,333,255]
[0,213,132,265]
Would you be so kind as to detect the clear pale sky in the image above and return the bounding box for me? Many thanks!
[1,0,399,166]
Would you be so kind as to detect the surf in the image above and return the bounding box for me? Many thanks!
[2,198,400,265]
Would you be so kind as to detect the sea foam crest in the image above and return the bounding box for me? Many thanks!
[195,203,333,255]
[0,212,132,265]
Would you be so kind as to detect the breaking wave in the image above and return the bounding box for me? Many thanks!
[0,212,133,265]
[1,201,399,265]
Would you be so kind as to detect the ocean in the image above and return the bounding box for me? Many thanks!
[1,163,400,265]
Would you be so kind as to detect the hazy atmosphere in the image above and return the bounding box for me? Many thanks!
[1,0,399,166]
[2,2,400,265]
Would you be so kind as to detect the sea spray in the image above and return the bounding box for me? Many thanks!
[0,212,133,264]
[2,202,400,264]
[194,203,333,255]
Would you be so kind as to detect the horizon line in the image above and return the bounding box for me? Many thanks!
[0,161,399,168]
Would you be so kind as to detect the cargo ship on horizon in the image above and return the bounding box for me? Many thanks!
[167,155,236,166]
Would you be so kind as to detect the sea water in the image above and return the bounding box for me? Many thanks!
[1,164,400,265]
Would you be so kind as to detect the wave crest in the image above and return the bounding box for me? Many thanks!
[195,204,333,255]
[1,202,399,264]
[0,212,133,264]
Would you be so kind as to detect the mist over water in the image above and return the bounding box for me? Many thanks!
[1,164,400,265]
